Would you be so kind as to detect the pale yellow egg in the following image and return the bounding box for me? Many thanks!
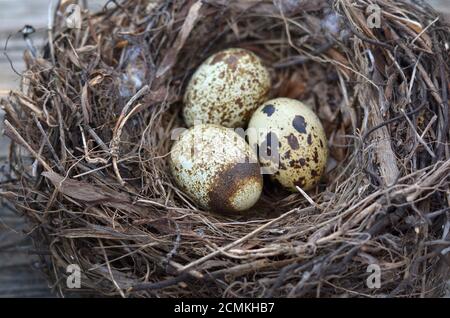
[248,98,328,191]
[170,124,263,213]
[183,48,271,128]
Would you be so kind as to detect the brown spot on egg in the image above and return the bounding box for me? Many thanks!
[307,134,313,145]
[319,139,324,148]
[294,177,306,188]
[311,170,318,177]
[210,51,228,65]
[288,158,307,169]
[292,115,307,134]
[208,162,262,214]
[313,148,319,163]
[288,159,295,168]
[283,150,291,159]
[222,50,260,76]
[223,55,239,72]
[262,104,275,116]
[285,134,299,150]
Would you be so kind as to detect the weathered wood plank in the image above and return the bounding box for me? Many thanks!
[0,0,107,298]
[0,0,50,296]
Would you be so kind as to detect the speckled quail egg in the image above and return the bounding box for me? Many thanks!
[248,98,328,192]
[170,124,263,213]
[183,48,271,128]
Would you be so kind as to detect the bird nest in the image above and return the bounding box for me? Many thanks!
[1,0,449,297]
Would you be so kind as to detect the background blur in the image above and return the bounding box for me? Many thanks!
[0,0,448,297]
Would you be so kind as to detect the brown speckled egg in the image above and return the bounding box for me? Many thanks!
[170,124,263,213]
[183,48,271,128]
[248,98,328,192]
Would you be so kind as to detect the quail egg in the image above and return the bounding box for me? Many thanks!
[170,124,263,213]
[183,48,271,128]
[248,98,328,191]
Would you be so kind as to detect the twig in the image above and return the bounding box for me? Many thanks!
[33,114,65,173]
[98,240,126,298]
[110,85,149,185]
[3,120,53,172]
[400,109,436,158]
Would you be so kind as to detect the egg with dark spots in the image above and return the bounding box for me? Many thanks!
[183,48,271,128]
[170,124,263,213]
[248,98,328,191]
[262,104,276,116]
[292,115,307,134]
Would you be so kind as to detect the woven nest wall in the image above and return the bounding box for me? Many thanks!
[1,0,449,297]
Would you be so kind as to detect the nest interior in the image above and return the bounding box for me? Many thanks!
[1,0,449,297]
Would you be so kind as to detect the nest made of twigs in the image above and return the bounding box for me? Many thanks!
[1,0,449,298]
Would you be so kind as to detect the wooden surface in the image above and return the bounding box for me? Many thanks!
[0,0,449,298]
[0,0,51,298]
